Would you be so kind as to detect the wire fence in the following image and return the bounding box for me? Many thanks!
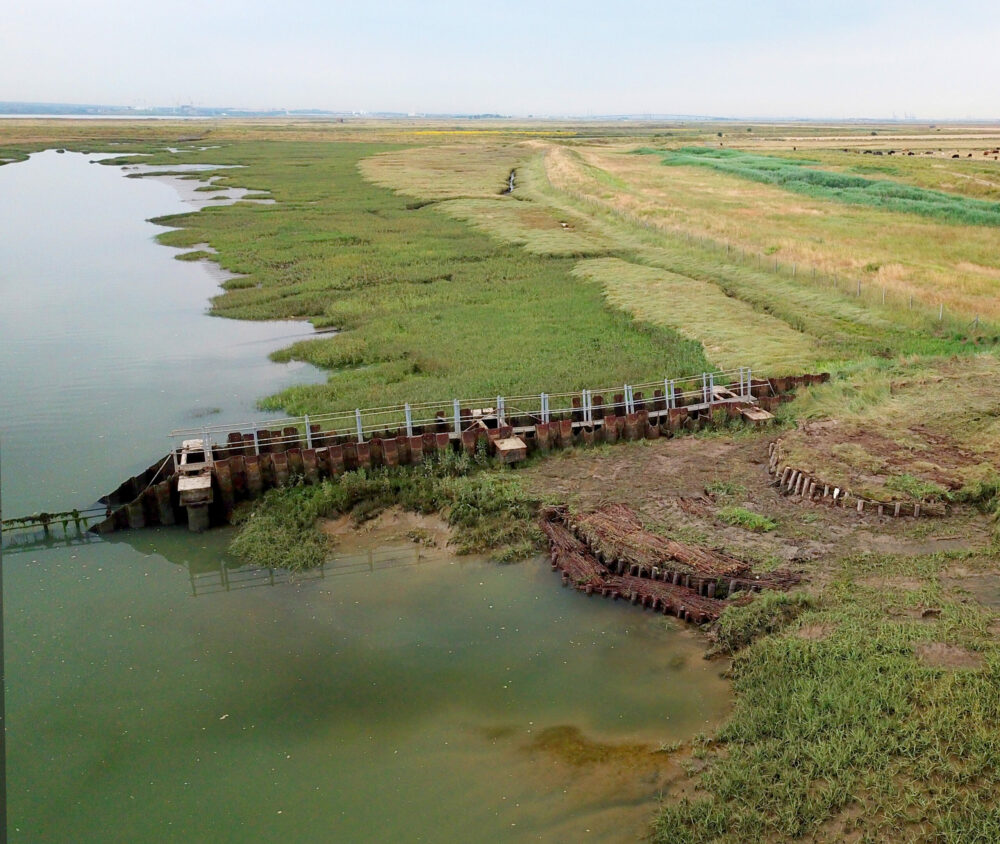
[169,366,760,454]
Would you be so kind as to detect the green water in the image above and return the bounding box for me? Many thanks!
[0,151,730,842]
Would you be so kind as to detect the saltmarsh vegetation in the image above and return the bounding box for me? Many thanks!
[230,448,540,569]
[140,142,710,413]
[657,552,1000,843]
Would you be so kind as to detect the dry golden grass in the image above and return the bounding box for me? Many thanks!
[542,143,1000,321]
[573,257,824,371]
[438,198,609,256]
[359,144,526,199]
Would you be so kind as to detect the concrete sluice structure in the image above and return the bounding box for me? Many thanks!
[89,371,827,535]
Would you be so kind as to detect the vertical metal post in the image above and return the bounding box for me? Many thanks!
[304,414,312,449]
[708,372,715,403]
[355,408,364,443]
[541,393,549,423]
[939,304,944,321]
[404,403,413,437]
[669,379,676,409]
[202,427,210,458]
[738,367,744,397]
[747,368,752,397]
[453,399,462,435]
[702,373,708,404]
[252,425,260,456]
[496,396,504,424]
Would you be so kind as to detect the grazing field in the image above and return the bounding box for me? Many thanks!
[5,118,1000,843]
[646,147,1000,226]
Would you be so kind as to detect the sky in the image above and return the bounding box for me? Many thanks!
[1,0,998,118]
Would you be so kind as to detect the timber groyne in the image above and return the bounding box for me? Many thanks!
[2,368,826,538]
[541,505,801,625]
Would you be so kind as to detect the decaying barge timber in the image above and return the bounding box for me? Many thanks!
[540,505,801,625]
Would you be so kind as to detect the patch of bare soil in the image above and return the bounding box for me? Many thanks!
[812,802,865,843]
[914,642,983,670]
[941,572,1000,609]
[796,623,833,640]
[887,606,942,624]
[859,575,926,591]
[785,419,982,497]
[320,507,453,555]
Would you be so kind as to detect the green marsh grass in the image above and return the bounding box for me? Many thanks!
[655,552,1000,843]
[135,142,710,414]
[716,506,777,533]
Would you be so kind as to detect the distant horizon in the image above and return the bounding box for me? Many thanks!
[2,100,999,124]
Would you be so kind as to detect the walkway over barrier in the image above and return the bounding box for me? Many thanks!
[168,367,773,459]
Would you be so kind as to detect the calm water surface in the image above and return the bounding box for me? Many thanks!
[0,151,730,842]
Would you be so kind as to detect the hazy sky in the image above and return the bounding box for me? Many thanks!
[2,0,997,117]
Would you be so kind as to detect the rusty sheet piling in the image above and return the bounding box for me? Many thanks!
[86,369,824,535]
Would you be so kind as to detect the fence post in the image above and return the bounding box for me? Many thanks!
[939,304,944,321]
[355,409,364,443]
[497,396,505,424]
[738,366,745,397]
[404,403,413,436]
[453,399,462,435]
[702,373,708,404]
[881,287,886,305]
[252,425,260,456]
[708,372,715,402]
[304,414,312,449]
[747,368,753,397]
[669,379,676,408]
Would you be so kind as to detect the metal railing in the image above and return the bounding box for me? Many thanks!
[169,366,758,455]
